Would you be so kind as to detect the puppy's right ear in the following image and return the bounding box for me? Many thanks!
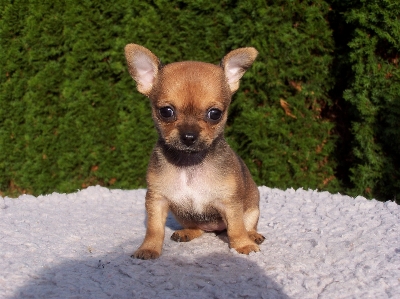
[124,44,161,96]
[221,47,258,94]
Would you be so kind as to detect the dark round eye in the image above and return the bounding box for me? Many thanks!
[159,106,175,120]
[207,108,222,121]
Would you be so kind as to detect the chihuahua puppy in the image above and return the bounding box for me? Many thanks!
[125,44,265,259]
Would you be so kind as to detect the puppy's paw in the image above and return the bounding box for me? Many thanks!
[171,229,203,242]
[235,244,260,255]
[171,231,191,242]
[248,231,266,245]
[131,249,160,260]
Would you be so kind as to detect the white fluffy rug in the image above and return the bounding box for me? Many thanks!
[1,186,399,298]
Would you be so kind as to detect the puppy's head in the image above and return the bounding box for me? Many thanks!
[125,44,258,154]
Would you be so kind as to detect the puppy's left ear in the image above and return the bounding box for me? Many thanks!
[125,44,161,96]
[221,47,258,93]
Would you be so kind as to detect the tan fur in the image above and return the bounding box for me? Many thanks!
[125,44,265,259]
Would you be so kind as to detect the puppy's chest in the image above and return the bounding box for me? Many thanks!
[161,166,224,213]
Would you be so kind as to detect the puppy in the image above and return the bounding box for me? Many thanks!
[124,44,265,259]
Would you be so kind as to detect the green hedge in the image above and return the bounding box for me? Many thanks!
[225,0,337,192]
[329,0,400,200]
[0,0,398,201]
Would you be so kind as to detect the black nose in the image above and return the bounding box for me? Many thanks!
[181,132,197,146]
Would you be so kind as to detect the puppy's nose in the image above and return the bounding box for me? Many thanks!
[181,132,197,146]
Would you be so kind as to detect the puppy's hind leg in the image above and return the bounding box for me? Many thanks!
[221,204,260,254]
[244,208,265,245]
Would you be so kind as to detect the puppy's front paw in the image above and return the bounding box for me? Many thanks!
[248,231,266,245]
[235,244,260,255]
[132,249,160,260]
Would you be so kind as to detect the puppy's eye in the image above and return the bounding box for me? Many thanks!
[207,108,222,121]
[159,106,175,120]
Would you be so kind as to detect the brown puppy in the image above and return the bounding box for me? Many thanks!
[125,44,265,259]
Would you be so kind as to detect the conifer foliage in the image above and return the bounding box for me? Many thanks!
[225,0,338,192]
[0,0,398,201]
[330,0,400,200]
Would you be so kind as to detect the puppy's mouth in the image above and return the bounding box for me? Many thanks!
[172,143,208,153]
[159,140,210,167]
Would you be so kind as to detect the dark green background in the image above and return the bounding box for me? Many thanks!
[1,0,399,201]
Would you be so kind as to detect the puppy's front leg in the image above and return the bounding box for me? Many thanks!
[132,192,168,260]
[223,203,260,254]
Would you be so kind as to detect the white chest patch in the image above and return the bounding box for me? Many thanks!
[161,165,225,214]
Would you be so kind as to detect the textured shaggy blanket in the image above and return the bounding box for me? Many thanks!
[1,186,399,298]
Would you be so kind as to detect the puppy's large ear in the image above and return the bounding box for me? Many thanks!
[221,47,258,93]
[125,44,161,96]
